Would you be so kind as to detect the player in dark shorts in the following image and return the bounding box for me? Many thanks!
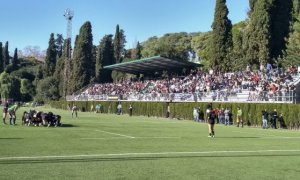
[2,101,9,124]
[208,109,216,138]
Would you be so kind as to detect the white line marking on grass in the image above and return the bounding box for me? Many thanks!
[94,130,135,138]
[81,137,128,140]
[135,137,180,139]
[1,149,300,160]
[80,137,180,140]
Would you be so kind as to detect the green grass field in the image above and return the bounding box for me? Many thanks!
[1,106,300,180]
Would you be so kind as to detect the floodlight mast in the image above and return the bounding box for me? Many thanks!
[63,9,74,98]
[64,9,74,40]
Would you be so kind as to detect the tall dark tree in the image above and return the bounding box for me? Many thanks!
[113,25,126,63]
[0,42,3,73]
[54,40,68,97]
[90,45,97,83]
[44,33,57,77]
[269,0,293,63]
[283,14,300,66]
[133,41,142,60]
[113,25,121,64]
[210,0,233,72]
[55,34,64,58]
[69,21,93,93]
[119,29,127,58]
[245,0,272,67]
[12,48,19,71]
[96,34,114,83]
[3,41,9,68]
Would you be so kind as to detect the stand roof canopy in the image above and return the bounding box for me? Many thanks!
[103,56,201,74]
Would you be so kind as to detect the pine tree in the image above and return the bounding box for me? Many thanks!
[210,0,233,72]
[44,33,57,77]
[69,21,93,93]
[0,42,3,73]
[96,34,114,83]
[12,48,18,71]
[3,41,9,68]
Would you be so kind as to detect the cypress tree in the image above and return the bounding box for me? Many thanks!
[68,35,78,94]
[269,0,293,62]
[44,33,57,77]
[90,45,97,83]
[55,34,64,58]
[113,25,126,64]
[135,41,142,59]
[119,29,127,58]
[69,21,93,93]
[245,0,272,67]
[3,41,9,68]
[113,24,121,64]
[283,14,300,66]
[210,0,233,72]
[54,40,68,97]
[95,34,114,83]
[12,48,18,71]
[0,42,3,73]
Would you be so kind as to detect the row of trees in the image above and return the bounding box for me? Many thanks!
[141,0,300,72]
[0,41,38,101]
[0,42,20,73]
[35,23,130,102]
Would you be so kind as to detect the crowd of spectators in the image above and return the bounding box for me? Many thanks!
[72,64,299,102]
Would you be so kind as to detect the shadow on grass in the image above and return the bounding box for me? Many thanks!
[1,153,300,165]
[59,124,77,128]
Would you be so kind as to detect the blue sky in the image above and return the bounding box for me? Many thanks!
[0,0,249,53]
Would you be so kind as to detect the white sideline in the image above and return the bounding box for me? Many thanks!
[0,149,300,160]
[94,130,135,138]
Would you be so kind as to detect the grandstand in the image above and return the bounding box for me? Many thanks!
[67,56,300,104]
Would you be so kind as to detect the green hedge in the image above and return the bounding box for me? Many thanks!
[49,101,300,129]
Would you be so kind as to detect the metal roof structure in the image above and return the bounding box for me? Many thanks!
[103,56,201,74]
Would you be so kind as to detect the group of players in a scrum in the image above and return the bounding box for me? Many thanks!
[22,110,62,127]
